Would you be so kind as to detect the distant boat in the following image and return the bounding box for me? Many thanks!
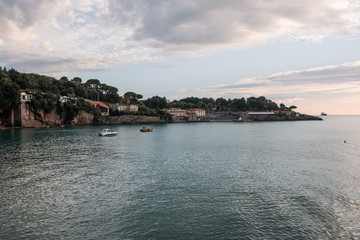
[99,129,117,136]
[140,126,153,132]
[321,112,327,116]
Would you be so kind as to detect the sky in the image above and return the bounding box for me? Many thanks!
[1,0,360,115]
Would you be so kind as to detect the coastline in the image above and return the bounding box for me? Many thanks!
[0,112,322,130]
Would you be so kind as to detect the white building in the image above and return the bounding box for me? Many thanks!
[116,104,138,112]
[20,91,32,102]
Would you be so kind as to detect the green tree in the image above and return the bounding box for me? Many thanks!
[124,92,143,104]
[144,96,167,109]
[63,102,79,124]
[230,98,246,111]
[29,91,57,114]
[280,103,286,110]
[71,77,82,83]
[215,97,227,111]
[85,79,101,89]
[0,77,21,110]
[289,105,297,111]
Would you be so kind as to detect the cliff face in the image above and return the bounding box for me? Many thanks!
[71,110,94,126]
[1,103,166,129]
[8,103,94,128]
[19,105,62,128]
[94,115,166,125]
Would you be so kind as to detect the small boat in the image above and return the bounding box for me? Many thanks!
[140,126,153,132]
[321,112,327,116]
[99,129,117,136]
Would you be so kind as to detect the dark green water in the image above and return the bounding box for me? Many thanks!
[1,116,360,239]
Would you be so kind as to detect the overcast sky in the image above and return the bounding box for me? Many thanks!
[1,0,360,114]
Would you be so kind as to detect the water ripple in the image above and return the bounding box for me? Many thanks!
[1,118,360,239]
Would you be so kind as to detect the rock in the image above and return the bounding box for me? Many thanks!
[72,110,94,126]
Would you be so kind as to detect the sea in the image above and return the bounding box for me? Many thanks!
[1,116,359,239]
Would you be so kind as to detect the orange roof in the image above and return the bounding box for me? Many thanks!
[89,101,109,109]
[187,108,205,111]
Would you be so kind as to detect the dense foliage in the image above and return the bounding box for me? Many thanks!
[0,67,121,120]
[164,96,283,111]
[0,71,21,111]
[0,67,121,106]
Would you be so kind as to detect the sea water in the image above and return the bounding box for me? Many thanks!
[1,116,359,239]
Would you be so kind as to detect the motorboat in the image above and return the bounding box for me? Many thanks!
[140,126,153,132]
[321,112,327,116]
[99,129,117,136]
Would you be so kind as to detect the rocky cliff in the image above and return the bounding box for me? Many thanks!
[20,107,62,128]
[71,110,94,126]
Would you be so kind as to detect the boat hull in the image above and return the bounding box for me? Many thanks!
[99,129,117,136]
[99,133,117,136]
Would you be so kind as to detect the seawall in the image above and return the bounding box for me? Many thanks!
[94,115,166,125]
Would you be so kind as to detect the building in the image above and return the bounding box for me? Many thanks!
[20,91,33,102]
[187,108,206,117]
[273,110,296,116]
[116,104,138,112]
[165,108,187,117]
[87,101,109,116]
[59,96,77,103]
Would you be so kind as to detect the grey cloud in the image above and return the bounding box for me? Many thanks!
[105,0,360,53]
[0,0,56,40]
[0,49,107,74]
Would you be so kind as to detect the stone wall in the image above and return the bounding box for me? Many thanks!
[95,115,166,125]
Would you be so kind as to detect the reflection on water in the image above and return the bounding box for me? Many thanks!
[1,116,360,239]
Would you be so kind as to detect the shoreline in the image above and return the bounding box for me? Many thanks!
[0,114,323,130]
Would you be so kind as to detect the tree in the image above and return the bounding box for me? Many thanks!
[63,101,79,124]
[71,77,82,83]
[60,76,69,81]
[0,77,21,110]
[279,103,286,110]
[124,91,143,104]
[230,98,246,111]
[215,97,227,110]
[28,91,57,114]
[144,96,167,109]
[85,79,101,89]
[289,105,297,111]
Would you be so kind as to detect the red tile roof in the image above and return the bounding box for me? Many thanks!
[89,101,109,109]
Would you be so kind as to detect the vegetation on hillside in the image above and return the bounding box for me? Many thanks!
[1,66,293,124]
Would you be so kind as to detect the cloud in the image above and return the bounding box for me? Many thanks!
[0,0,57,42]
[180,61,360,96]
[106,0,360,54]
[0,0,359,74]
[0,0,156,74]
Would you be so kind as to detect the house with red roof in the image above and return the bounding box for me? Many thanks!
[87,101,109,116]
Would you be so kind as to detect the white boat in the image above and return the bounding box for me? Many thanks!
[99,129,117,136]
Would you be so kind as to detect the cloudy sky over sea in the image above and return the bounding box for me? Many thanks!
[1,0,360,114]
